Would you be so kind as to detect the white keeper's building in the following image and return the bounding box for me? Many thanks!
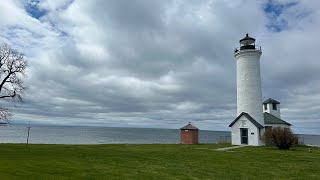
[229,34,291,146]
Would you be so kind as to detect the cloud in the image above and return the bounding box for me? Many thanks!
[0,0,319,134]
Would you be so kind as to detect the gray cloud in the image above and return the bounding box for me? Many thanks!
[0,0,319,134]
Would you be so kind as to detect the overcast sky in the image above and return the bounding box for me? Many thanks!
[0,0,319,134]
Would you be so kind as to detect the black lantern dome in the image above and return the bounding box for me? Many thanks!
[239,33,255,50]
[234,33,261,53]
[240,33,255,45]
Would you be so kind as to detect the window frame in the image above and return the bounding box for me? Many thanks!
[272,103,277,110]
[264,104,267,110]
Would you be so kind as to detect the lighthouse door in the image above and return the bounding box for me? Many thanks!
[240,128,248,144]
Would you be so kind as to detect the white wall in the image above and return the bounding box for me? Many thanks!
[235,49,264,126]
[231,116,264,146]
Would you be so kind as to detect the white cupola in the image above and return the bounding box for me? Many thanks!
[263,98,281,119]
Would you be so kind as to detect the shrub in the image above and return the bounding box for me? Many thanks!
[263,127,298,149]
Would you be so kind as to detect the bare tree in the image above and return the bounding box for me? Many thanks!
[0,43,28,123]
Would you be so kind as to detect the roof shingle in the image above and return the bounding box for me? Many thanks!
[180,123,199,130]
[263,98,280,104]
[264,112,291,126]
[229,112,264,128]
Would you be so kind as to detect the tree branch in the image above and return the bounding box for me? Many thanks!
[0,43,27,122]
[0,91,16,99]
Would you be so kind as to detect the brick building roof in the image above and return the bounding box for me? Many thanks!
[180,123,199,130]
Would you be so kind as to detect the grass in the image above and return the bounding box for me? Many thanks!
[0,143,319,179]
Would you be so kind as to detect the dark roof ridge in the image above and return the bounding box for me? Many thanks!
[263,98,280,104]
[229,112,264,128]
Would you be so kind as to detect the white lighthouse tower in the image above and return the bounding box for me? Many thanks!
[229,34,264,146]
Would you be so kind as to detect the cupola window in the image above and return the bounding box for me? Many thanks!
[272,103,277,110]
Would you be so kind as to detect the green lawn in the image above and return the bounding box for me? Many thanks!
[0,144,319,179]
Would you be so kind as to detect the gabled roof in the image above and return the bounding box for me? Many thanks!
[263,98,280,104]
[180,123,199,130]
[229,112,264,128]
[264,112,291,126]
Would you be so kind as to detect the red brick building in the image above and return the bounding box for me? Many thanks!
[180,123,199,144]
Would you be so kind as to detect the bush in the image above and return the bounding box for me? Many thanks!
[263,127,298,149]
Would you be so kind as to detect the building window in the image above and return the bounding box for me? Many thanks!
[272,103,277,110]
[264,104,267,110]
[259,128,261,140]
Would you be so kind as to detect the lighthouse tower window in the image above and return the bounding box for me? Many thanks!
[264,104,267,110]
[272,103,277,110]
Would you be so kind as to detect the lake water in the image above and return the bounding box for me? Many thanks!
[0,125,319,145]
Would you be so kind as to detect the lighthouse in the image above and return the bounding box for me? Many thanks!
[229,34,293,146]
[235,34,264,125]
[229,34,264,146]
